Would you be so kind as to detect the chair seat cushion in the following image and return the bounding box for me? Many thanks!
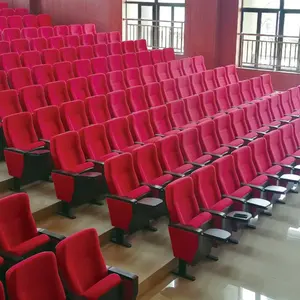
[229,139,244,147]
[164,129,181,136]
[172,164,194,175]
[257,126,269,133]
[243,132,257,139]
[194,154,212,165]
[231,185,251,198]
[69,162,94,173]
[149,174,173,186]
[187,212,212,228]
[249,175,268,186]
[269,121,281,127]
[122,144,141,153]
[99,152,119,162]
[212,146,229,156]
[281,116,292,122]
[265,165,282,175]
[9,234,50,256]
[279,156,295,166]
[21,141,45,151]
[83,273,121,299]
[126,185,150,199]
[144,136,162,144]
[292,149,300,157]
[211,198,233,212]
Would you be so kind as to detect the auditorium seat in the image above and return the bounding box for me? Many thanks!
[0,41,10,55]
[107,70,126,92]
[151,49,164,64]
[107,31,121,43]
[123,53,138,69]
[124,67,142,88]
[95,32,108,44]
[292,118,300,147]
[91,57,108,74]
[126,85,149,112]
[48,36,65,49]
[280,124,300,165]
[93,43,108,57]
[251,77,265,98]
[69,24,83,35]
[85,95,111,124]
[140,64,158,84]
[56,228,139,300]
[289,87,300,112]
[145,82,165,107]
[38,26,54,39]
[77,45,94,60]
[149,105,181,136]
[37,14,52,27]
[19,84,47,112]
[3,112,51,191]
[34,106,65,142]
[168,59,184,78]
[88,73,109,96]
[60,100,89,131]
[8,67,33,90]
[15,8,29,16]
[135,39,147,52]
[184,95,206,123]
[30,37,48,51]
[41,47,57,65]
[200,90,222,118]
[122,40,135,53]
[0,16,7,30]
[59,47,78,62]
[203,70,218,90]
[261,74,274,95]
[54,25,70,37]
[51,131,102,218]
[68,77,91,101]
[2,28,20,41]
[107,90,131,117]
[6,252,66,300]
[107,54,124,71]
[10,38,30,54]
[214,114,244,150]
[83,23,96,35]
[105,153,163,247]
[280,90,299,118]
[7,15,23,29]
[21,27,38,39]
[23,14,38,28]
[0,52,22,71]
[229,109,258,143]
[256,99,281,129]
[0,90,22,122]
[179,128,212,167]
[20,50,42,69]
[45,81,70,106]
[127,110,162,144]
[198,118,229,159]
[182,57,195,75]
[225,64,239,84]
[190,72,206,94]
[1,8,14,17]
[53,61,74,81]
[0,70,9,90]
[73,59,92,78]
[227,83,244,107]
[80,33,95,46]
[193,55,206,73]
[108,42,122,55]
[214,86,235,112]
[137,50,152,66]
[240,80,255,102]
[155,62,171,81]
[32,64,55,85]
[176,76,194,98]
[215,67,229,87]
[268,94,292,124]
[161,78,180,102]
[163,48,175,62]
[64,34,80,48]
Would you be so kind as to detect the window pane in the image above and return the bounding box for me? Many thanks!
[126,0,154,2]
[159,6,172,49]
[124,4,139,41]
[284,0,300,9]
[159,0,185,3]
[243,0,280,9]
[242,12,258,34]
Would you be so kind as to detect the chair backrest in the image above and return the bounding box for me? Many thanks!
[6,252,66,300]
[19,84,47,112]
[214,114,236,145]
[198,118,221,152]
[289,87,300,110]
[229,109,249,137]
[60,100,89,131]
[214,86,232,111]
[227,83,243,106]
[240,80,255,102]
[23,15,38,28]
[8,67,33,90]
[155,62,171,82]
[124,67,142,88]
[161,78,179,103]
[176,75,193,98]
[83,23,96,35]
[95,32,108,44]
[20,50,42,69]
[7,15,23,29]
[168,60,183,78]
[0,89,22,119]
[53,61,74,81]
[268,94,284,119]
[73,59,92,78]
[85,95,111,124]
[88,73,109,96]
[261,74,273,95]
[32,64,55,85]
[0,41,10,55]
[135,39,147,52]
[107,31,121,43]
[30,37,48,51]
[122,40,135,54]
[0,70,9,91]
[10,38,30,54]
[242,103,262,131]
[45,81,70,106]
[182,57,195,75]
[54,25,70,37]
[80,34,95,46]
[256,98,273,124]
[107,90,131,117]
[108,42,122,56]
[214,67,229,87]
[77,45,94,60]
[2,28,21,41]
[280,90,293,115]
[123,53,138,69]
[59,47,78,62]
[49,36,65,49]
[183,95,205,122]
[203,70,217,90]
[0,52,22,71]
[150,49,164,64]
[67,77,91,100]
[149,105,173,134]
[193,55,206,72]
[93,43,108,58]
[265,130,286,163]
[34,105,65,140]
[21,27,38,39]
[126,85,148,112]
[38,26,54,39]
[64,35,80,48]
[200,90,219,117]
[137,50,152,66]
[163,48,175,62]
[37,14,52,27]
[69,24,83,35]
[167,99,189,128]
[140,65,157,84]
[280,124,298,157]
[107,54,124,71]
[292,118,300,146]
[90,57,108,74]
[251,76,264,98]
[107,70,126,92]
[225,64,239,84]
[144,82,164,107]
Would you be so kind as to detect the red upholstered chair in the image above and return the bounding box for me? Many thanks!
[127,110,162,144]
[51,131,103,218]
[73,59,92,78]
[124,67,143,88]
[56,228,138,300]
[95,32,108,44]
[0,41,10,55]
[292,118,300,147]
[6,252,66,300]
[88,73,109,96]
[0,282,4,300]
[137,50,152,66]
[107,70,126,92]
[126,85,149,112]
[144,82,165,107]
[123,53,138,69]
[280,90,299,118]
[32,64,55,86]
[176,75,193,98]
[214,67,229,87]
[48,36,65,49]
[15,8,29,16]
[106,117,142,153]
[10,39,30,54]
[91,56,109,74]
[107,31,121,43]
[161,78,180,103]
[80,33,95,46]
[165,177,231,280]
[69,24,83,35]
[19,85,47,112]
[135,39,147,52]
[107,54,124,71]
[23,14,38,28]
[0,8,13,17]
[105,153,163,246]
[289,87,300,112]
[54,25,69,36]
[240,80,255,102]
[21,27,38,39]
[39,49,59,66]
[200,90,223,118]
[59,47,78,62]
[140,65,157,84]
[168,60,184,78]
[251,76,265,98]
[34,106,65,143]
[67,77,91,100]
[39,26,54,39]
[83,23,96,35]
[85,95,111,124]
[7,15,23,29]
[182,57,195,75]
[163,47,175,62]
[225,64,239,84]
[80,124,118,172]
[3,113,51,191]
[268,94,292,124]
[107,90,131,117]
[0,70,9,91]
[37,14,52,27]
[256,99,281,129]
[193,55,206,72]
[0,52,22,72]
[8,67,33,90]
[157,135,195,177]
[184,95,206,123]
[20,51,42,69]
[77,45,94,60]
[108,42,122,56]
[155,62,171,82]
[2,28,21,41]
[30,37,48,51]
[53,61,74,81]
[0,90,22,122]
[122,40,135,53]
[150,49,164,64]
[261,74,274,95]
[60,100,89,131]
[93,44,108,58]
[45,81,70,106]
[203,70,218,91]
[227,83,244,107]
[214,86,235,112]
[64,35,80,48]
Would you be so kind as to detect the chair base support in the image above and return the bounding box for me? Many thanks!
[111,228,132,248]
[11,178,21,192]
[172,259,195,281]
[58,202,76,219]
[228,237,239,244]
[144,223,158,232]
[206,254,219,261]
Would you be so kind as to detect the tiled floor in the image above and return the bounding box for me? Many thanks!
[141,192,300,300]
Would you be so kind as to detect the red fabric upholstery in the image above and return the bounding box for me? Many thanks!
[32,64,55,86]
[176,75,193,98]
[0,282,4,300]
[84,24,96,35]
[108,54,124,71]
[214,86,233,112]
[243,104,269,133]
[135,39,147,52]
[268,94,292,122]
[122,40,135,54]
[60,100,89,131]
[227,83,244,107]
[6,252,66,300]
[226,65,239,84]
[30,37,48,51]
[38,26,54,39]
[93,44,108,57]
[163,48,175,62]
[126,85,149,112]
[2,28,21,41]
[73,59,92,78]
[68,77,91,101]
[280,90,295,116]
[200,90,222,118]
[161,79,180,103]
[107,70,126,92]
[88,73,109,96]
[0,90,22,120]
[144,82,165,107]
[182,57,196,75]
[8,67,33,90]
[168,60,184,78]
[150,49,164,64]
[19,85,47,112]
[59,47,78,62]
[256,99,281,128]
[41,48,61,65]
[1,8,15,17]
[77,45,94,60]
[0,52,21,71]
[95,32,108,44]
[37,14,52,27]
[69,24,83,35]
[123,53,138,69]
[48,36,65,49]
[107,90,131,117]
[240,80,255,102]
[140,65,158,84]
[54,25,70,36]
[21,51,42,69]
[203,70,218,91]
[45,81,70,106]
[85,95,111,124]
[108,42,122,55]
[23,15,38,28]
[53,61,74,81]
[184,95,206,122]
[0,41,10,55]
[137,51,152,66]
[289,87,300,111]
[193,55,206,73]
[280,124,300,161]
[261,74,273,95]
[155,62,171,81]
[251,77,264,98]
[215,67,229,87]
[64,35,80,48]
[292,118,300,147]
[124,67,142,88]
[80,33,95,46]
[91,57,108,74]
[0,70,8,91]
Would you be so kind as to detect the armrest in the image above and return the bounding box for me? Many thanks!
[87,159,104,166]
[241,182,264,191]
[203,152,223,158]
[257,172,279,180]
[112,150,123,154]
[288,154,300,159]
[200,208,226,217]
[40,138,50,144]
[185,161,209,168]
[52,169,79,177]
[0,250,22,263]
[108,266,138,282]
[105,194,137,204]
[273,163,293,170]
[280,120,290,124]
[268,125,280,129]
[164,171,185,178]
[4,147,28,154]
[141,182,163,190]
[37,228,65,241]
[155,134,165,137]
[255,131,268,135]
[169,223,203,235]
[220,144,240,150]
[173,127,184,131]
[134,141,144,145]
[222,194,246,203]
[236,136,255,142]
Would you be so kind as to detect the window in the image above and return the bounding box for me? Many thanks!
[123,0,185,54]
[239,0,300,72]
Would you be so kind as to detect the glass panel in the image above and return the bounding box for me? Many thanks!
[159,0,185,3]
[173,7,185,52]
[126,0,155,2]
[158,6,172,49]
[124,4,139,41]
[284,0,300,9]
[243,0,280,9]
[141,6,154,47]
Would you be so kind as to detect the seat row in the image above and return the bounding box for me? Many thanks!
[0,192,138,299]
[0,7,29,16]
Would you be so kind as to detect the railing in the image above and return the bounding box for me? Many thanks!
[123,18,185,55]
[239,33,300,73]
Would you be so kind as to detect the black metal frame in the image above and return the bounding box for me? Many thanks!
[240,0,300,71]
